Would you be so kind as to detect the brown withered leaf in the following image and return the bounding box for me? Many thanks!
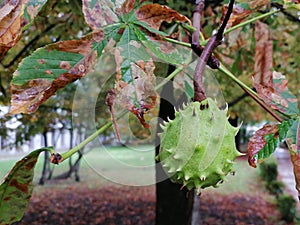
[82,0,146,30]
[222,4,251,29]
[135,3,191,30]
[253,71,299,115]
[253,21,273,86]
[113,59,157,128]
[10,31,104,114]
[287,119,300,196]
[251,22,298,115]
[0,2,22,48]
[121,0,139,14]
[247,124,279,168]
[82,0,119,30]
[105,89,121,141]
[290,154,300,197]
[222,1,270,29]
[0,0,48,51]
[248,0,270,10]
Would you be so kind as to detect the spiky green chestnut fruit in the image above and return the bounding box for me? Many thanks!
[157,98,243,191]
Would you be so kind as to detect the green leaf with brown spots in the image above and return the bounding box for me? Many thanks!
[9,31,106,114]
[253,71,299,117]
[0,147,52,225]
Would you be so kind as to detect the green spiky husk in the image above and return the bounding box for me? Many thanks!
[157,98,243,190]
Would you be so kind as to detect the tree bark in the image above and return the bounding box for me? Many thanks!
[39,131,50,185]
[229,117,241,151]
[155,80,194,225]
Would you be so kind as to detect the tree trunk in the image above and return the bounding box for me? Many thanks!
[155,81,194,225]
[39,131,50,185]
[229,117,241,151]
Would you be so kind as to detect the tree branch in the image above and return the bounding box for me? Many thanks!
[193,0,235,102]
[216,0,235,40]
[191,0,205,47]
[0,75,7,97]
[191,0,219,70]
[227,88,255,108]
[271,3,300,24]
[192,0,207,102]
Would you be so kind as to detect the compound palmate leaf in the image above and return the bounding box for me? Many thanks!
[248,120,293,167]
[10,0,190,119]
[83,0,189,125]
[0,147,52,225]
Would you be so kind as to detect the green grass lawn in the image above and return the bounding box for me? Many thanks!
[0,145,263,196]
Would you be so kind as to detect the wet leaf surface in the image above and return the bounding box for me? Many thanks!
[0,148,51,225]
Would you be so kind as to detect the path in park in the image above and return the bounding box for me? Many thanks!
[275,147,300,211]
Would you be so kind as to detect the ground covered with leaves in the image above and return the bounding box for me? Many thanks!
[14,183,293,225]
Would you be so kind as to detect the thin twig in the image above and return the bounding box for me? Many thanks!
[216,0,235,40]
[240,86,283,122]
[271,3,300,24]
[105,90,121,141]
[227,88,255,107]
